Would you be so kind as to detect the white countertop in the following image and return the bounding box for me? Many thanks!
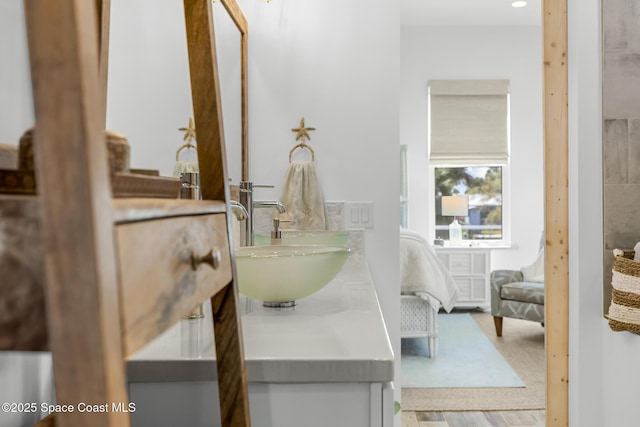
[127,259,395,384]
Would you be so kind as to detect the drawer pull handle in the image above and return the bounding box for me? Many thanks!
[191,249,222,270]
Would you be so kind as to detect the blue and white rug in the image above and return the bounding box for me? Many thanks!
[401,313,524,388]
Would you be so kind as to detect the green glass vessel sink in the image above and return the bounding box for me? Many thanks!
[235,245,350,307]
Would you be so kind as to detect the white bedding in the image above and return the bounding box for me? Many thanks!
[400,229,459,312]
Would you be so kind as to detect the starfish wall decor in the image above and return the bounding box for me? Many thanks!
[292,117,316,143]
[179,117,197,144]
[175,117,199,162]
[289,117,317,162]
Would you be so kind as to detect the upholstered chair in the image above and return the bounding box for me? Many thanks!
[490,235,545,337]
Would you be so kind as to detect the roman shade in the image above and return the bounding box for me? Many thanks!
[429,80,510,164]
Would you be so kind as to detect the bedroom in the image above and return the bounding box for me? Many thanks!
[398,0,546,422]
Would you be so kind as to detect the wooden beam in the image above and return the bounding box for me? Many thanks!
[241,32,248,181]
[23,1,129,426]
[183,1,251,426]
[184,0,228,202]
[543,0,569,425]
[219,0,248,33]
[210,283,251,427]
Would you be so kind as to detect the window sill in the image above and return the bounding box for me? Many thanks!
[437,241,512,249]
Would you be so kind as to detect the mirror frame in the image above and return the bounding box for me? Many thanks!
[219,0,249,182]
[96,0,110,129]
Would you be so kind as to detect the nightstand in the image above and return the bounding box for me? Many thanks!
[434,247,491,308]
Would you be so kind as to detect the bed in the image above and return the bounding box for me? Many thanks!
[400,228,459,358]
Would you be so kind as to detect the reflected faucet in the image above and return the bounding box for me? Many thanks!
[239,181,286,246]
[230,201,248,221]
[230,201,250,247]
[254,200,286,213]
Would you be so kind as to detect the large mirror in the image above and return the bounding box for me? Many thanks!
[602,0,640,315]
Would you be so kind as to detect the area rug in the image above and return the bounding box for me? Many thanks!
[401,312,545,411]
[402,313,524,388]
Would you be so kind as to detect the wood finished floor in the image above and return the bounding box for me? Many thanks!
[402,310,545,426]
[402,410,545,427]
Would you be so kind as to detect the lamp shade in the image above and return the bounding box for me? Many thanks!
[441,195,469,217]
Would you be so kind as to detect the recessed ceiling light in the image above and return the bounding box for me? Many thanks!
[512,1,528,7]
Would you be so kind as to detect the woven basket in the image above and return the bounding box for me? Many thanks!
[608,250,640,333]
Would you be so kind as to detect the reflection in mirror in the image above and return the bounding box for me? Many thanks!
[213,1,242,184]
[602,0,640,316]
[105,0,247,182]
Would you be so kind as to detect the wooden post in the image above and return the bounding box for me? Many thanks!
[543,0,569,425]
[183,1,252,426]
[23,1,129,426]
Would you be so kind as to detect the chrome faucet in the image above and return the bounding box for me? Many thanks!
[239,181,286,246]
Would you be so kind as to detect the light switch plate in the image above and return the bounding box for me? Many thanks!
[345,201,374,229]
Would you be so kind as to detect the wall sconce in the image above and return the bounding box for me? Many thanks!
[441,195,469,245]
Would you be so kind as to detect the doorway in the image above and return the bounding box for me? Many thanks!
[399,1,569,425]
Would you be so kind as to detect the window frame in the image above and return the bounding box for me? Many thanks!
[427,80,512,247]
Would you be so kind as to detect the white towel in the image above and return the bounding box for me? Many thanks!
[279,161,327,230]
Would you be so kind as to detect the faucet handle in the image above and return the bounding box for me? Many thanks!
[271,218,292,233]
[238,182,274,192]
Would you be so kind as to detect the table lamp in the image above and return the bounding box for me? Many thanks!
[441,195,469,245]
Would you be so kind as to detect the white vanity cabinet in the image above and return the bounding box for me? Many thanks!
[127,263,395,427]
[435,247,491,308]
[129,381,393,427]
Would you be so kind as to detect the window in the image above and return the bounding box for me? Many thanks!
[400,145,408,228]
[428,80,510,245]
[434,166,505,241]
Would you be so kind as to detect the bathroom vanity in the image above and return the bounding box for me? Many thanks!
[127,256,395,427]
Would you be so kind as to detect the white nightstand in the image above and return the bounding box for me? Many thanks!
[434,246,491,308]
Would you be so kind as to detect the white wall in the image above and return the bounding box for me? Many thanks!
[242,0,401,412]
[400,26,544,270]
[568,1,603,424]
[567,0,639,426]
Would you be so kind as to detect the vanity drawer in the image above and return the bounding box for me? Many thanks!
[116,213,232,355]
